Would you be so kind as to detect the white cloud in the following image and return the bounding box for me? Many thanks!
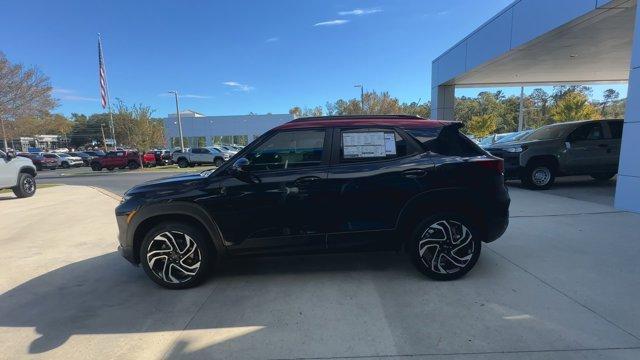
[437,10,450,16]
[265,37,279,43]
[338,8,382,16]
[314,19,349,27]
[222,81,254,92]
[53,88,98,101]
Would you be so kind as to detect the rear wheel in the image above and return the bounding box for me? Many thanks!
[12,173,36,198]
[590,172,616,181]
[410,214,481,281]
[91,163,102,171]
[177,158,189,168]
[128,161,139,170]
[61,161,70,169]
[521,161,555,190]
[140,222,214,289]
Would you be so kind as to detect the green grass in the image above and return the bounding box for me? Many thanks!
[0,183,61,194]
[138,165,215,173]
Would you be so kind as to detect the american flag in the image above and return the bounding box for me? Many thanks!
[98,35,108,109]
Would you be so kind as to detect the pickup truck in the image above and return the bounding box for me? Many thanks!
[90,150,141,171]
[172,147,229,168]
[0,150,37,198]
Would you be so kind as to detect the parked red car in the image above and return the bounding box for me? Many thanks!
[142,152,157,167]
[90,150,140,171]
[17,152,57,171]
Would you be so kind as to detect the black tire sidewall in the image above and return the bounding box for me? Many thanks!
[522,162,555,190]
[13,173,36,198]
[215,159,223,167]
[410,213,482,281]
[139,222,214,289]
[178,159,188,168]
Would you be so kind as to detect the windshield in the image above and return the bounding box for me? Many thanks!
[525,124,568,141]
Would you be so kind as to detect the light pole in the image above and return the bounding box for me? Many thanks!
[168,91,185,152]
[354,84,364,113]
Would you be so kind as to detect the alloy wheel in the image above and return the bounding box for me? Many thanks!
[146,231,202,284]
[23,176,35,194]
[418,220,474,274]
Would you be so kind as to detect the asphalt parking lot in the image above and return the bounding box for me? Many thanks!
[1,176,639,359]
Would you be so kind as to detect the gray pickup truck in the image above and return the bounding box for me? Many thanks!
[485,119,623,189]
[172,147,229,168]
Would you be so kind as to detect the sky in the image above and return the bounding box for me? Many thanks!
[0,0,629,118]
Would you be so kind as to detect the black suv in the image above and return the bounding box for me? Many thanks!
[116,115,510,289]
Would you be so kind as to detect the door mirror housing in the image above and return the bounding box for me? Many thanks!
[565,141,571,150]
[232,157,250,173]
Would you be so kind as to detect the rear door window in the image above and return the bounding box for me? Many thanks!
[607,121,623,139]
[339,128,409,162]
[567,123,604,142]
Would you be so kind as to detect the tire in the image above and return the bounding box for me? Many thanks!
[410,214,481,281]
[177,158,189,168]
[139,222,214,289]
[590,172,616,181]
[12,172,37,198]
[214,158,224,167]
[107,167,115,171]
[61,161,70,169]
[521,161,555,190]
[91,163,102,171]
[128,161,140,170]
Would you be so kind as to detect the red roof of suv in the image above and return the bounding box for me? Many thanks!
[276,115,456,130]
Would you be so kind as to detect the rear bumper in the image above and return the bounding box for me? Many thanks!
[483,186,510,243]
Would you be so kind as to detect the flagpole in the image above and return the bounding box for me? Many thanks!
[98,33,117,150]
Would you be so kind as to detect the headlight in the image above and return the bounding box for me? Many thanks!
[121,194,133,204]
[504,146,523,153]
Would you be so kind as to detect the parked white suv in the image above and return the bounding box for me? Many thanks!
[0,150,37,198]
[53,153,84,168]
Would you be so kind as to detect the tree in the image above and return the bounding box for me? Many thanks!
[112,99,164,151]
[465,114,498,138]
[549,91,600,122]
[0,52,57,149]
[601,88,620,117]
[288,106,302,119]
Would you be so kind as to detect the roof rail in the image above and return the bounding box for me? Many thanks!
[290,114,426,122]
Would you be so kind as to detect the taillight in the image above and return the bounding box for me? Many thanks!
[477,159,504,174]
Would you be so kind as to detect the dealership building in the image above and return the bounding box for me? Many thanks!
[431,0,640,212]
[163,110,293,148]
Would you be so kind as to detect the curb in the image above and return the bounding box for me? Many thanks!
[90,186,123,202]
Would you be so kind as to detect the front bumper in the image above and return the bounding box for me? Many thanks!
[486,149,521,179]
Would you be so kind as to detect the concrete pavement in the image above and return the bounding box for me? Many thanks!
[0,185,639,359]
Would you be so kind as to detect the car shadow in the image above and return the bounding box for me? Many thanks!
[1,250,462,354]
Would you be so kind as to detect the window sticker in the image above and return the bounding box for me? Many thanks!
[343,131,396,158]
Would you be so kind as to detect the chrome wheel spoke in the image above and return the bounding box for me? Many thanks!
[419,219,475,274]
[147,230,201,284]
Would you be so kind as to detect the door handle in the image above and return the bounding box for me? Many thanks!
[401,169,427,178]
[294,176,322,185]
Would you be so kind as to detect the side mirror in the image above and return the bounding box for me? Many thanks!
[232,157,250,173]
[565,142,571,150]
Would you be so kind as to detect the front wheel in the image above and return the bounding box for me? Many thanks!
[61,162,70,169]
[177,159,189,168]
[410,215,481,281]
[214,158,224,167]
[140,222,214,289]
[91,163,102,171]
[12,173,37,198]
[128,161,140,170]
